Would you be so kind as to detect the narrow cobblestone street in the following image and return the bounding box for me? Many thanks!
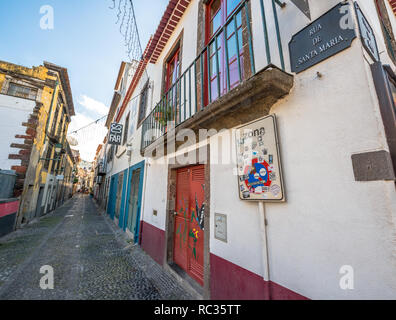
[0,194,194,300]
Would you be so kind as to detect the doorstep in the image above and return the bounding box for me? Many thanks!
[164,262,204,300]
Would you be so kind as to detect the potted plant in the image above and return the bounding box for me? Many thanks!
[154,103,175,132]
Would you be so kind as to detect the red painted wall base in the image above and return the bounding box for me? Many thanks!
[139,221,308,300]
[0,199,19,238]
[210,253,308,300]
[140,220,165,265]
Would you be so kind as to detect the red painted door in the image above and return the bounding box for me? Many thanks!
[173,165,205,286]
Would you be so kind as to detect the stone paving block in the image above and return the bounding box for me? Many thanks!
[0,195,194,300]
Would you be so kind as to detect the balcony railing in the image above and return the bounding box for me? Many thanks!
[96,160,107,176]
[141,0,285,152]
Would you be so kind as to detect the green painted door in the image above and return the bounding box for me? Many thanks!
[127,168,141,241]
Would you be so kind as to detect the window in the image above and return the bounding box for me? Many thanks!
[206,0,243,102]
[7,83,38,100]
[209,0,222,36]
[129,98,138,136]
[123,112,130,145]
[165,48,181,92]
[50,103,60,136]
[56,110,65,138]
[138,81,149,125]
[44,144,53,171]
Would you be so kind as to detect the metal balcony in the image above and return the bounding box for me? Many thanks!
[141,0,293,155]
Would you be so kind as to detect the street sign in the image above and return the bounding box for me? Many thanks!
[289,3,357,73]
[108,123,123,145]
[235,115,285,202]
[355,2,379,62]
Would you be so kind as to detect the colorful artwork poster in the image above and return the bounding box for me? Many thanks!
[235,115,285,202]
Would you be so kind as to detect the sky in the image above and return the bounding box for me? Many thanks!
[0,0,168,161]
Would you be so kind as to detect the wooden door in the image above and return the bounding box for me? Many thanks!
[127,168,141,242]
[173,165,205,286]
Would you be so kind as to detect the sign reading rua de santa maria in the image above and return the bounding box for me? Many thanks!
[289,2,357,73]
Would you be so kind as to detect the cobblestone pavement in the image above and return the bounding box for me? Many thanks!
[0,194,194,300]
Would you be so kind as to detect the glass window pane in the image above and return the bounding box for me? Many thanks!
[211,11,222,35]
[227,34,237,59]
[236,10,242,26]
[238,28,243,51]
[211,0,221,16]
[226,21,235,38]
[227,0,241,16]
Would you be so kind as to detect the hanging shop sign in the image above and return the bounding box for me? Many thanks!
[108,122,123,145]
[289,2,357,73]
[290,0,311,20]
[354,2,379,62]
[235,115,285,202]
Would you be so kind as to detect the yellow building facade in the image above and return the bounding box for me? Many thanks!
[0,60,75,226]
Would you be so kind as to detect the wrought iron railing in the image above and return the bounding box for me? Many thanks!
[141,0,284,151]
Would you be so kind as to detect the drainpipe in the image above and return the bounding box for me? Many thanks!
[139,153,149,245]
[258,201,271,299]
[122,142,132,233]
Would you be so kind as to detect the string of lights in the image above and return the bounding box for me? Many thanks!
[69,115,107,135]
[109,0,144,62]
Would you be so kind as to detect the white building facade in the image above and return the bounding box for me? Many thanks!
[97,0,396,300]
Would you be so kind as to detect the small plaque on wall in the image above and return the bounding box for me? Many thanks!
[214,213,227,243]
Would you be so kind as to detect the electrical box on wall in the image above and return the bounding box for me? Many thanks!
[215,213,227,243]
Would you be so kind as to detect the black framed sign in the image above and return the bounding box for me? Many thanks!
[235,115,285,202]
[289,2,357,73]
[108,122,123,145]
[355,2,380,62]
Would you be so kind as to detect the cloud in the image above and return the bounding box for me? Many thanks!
[77,95,109,116]
[68,113,107,162]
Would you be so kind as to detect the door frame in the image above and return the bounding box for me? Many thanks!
[123,160,145,243]
[35,185,45,218]
[164,146,211,298]
[107,175,118,219]
[117,169,128,228]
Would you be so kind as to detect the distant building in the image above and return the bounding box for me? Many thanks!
[0,60,75,228]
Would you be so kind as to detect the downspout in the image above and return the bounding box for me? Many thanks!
[123,142,132,233]
[138,127,149,245]
[139,158,149,245]
[258,201,271,299]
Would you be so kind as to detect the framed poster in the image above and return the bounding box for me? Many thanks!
[235,115,285,202]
